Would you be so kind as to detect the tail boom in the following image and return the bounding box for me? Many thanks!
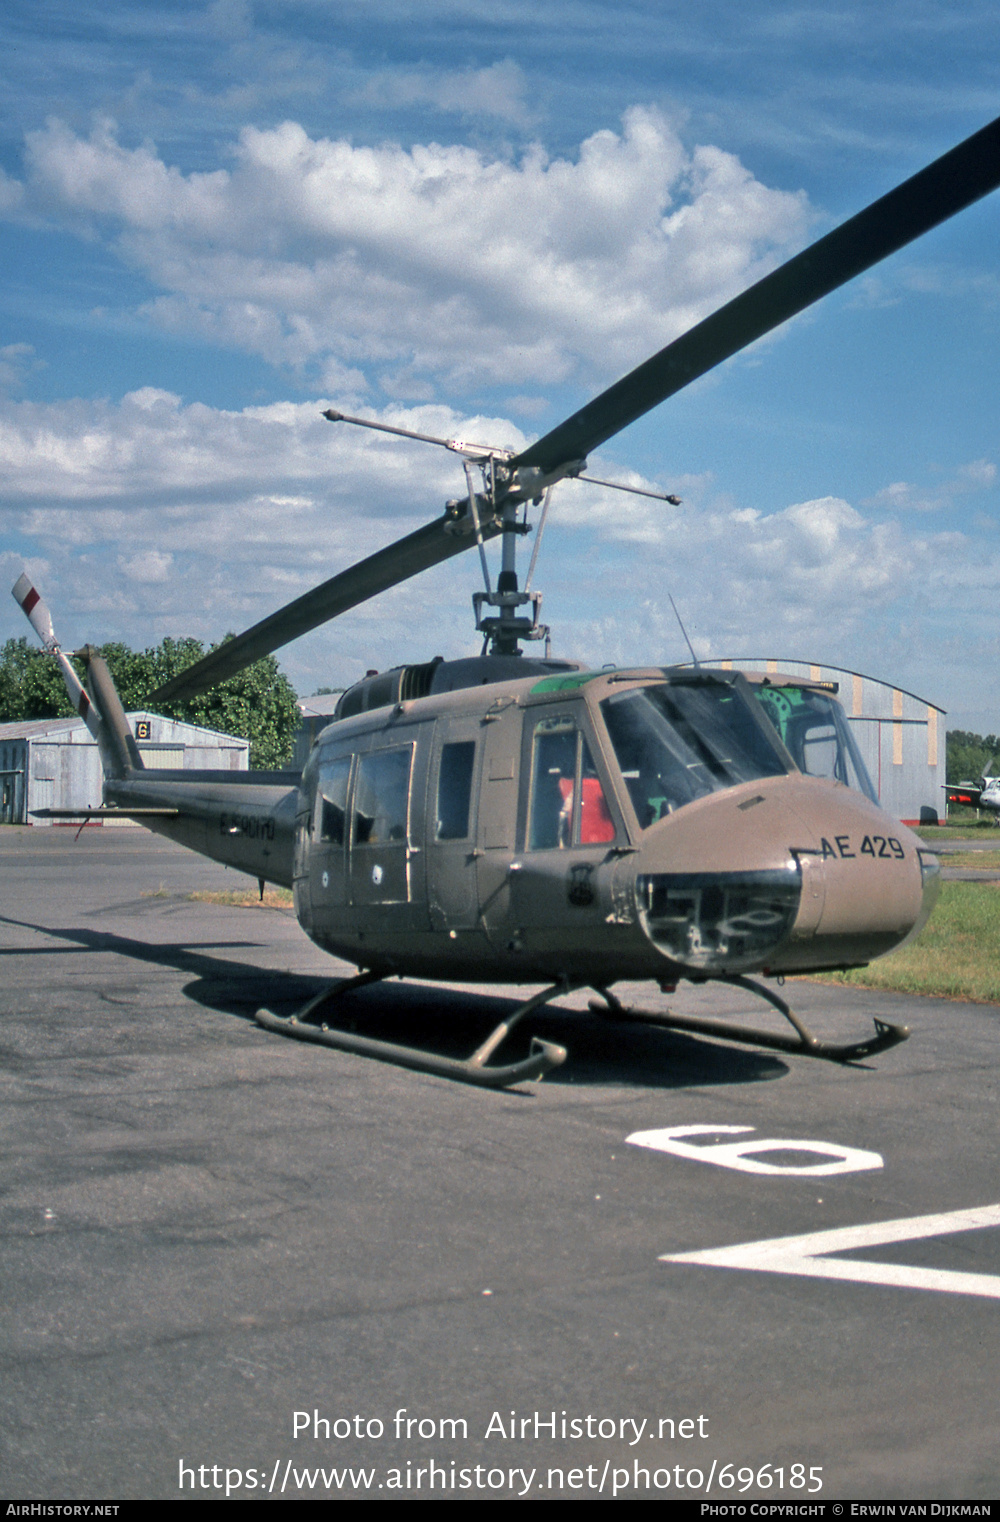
[103,771,298,886]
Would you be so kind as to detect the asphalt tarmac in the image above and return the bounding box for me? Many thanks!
[2,827,999,1502]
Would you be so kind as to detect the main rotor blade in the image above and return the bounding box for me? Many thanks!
[151,511,496,702]
[152,114,1000,701]
[511,114,1000,476]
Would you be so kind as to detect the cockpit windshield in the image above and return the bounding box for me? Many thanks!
[752,684,878,803]
[599,676,790,827]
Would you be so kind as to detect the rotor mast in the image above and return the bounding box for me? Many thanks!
[452,449,548,657]
[473,494,545,657]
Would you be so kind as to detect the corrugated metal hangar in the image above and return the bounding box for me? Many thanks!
[0,711,249,826]
[703,658,945,826]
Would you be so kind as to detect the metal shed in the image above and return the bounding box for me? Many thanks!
[700,658,946,826]
[0,711,249,826]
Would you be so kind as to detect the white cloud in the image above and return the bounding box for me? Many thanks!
[351,60,534,125]
[0,390,514,510]
[0,343,43,393]
[959,458,997,488]
[4,391,1000,706]
[849,263,1000,312]
[10,110,814,394]
[117,549,173,583]
[864,458,998,512]
[0,393,531,668]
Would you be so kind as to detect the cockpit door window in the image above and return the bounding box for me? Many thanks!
[350,744,414,904]
[528,715,615,850]
[352,747,411,846]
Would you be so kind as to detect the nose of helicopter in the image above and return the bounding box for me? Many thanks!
[631,775,940,976]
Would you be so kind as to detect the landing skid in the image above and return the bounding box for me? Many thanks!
[589,975,909,1063]
[255,973,570,1088]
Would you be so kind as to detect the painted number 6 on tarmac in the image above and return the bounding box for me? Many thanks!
[626,1125,883,1176]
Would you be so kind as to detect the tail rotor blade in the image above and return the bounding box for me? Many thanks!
[11,573,103,742]
[12,571,57,651]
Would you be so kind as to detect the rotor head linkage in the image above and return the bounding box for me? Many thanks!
[322,409,678,659]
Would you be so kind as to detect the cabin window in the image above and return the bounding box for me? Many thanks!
[528,716,615,850]
[316,756,351,844]
[352,746,412,845]
[436,741,476,840]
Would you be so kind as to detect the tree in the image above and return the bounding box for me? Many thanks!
[0,635,299,771]
[0,638,76,723]
[946,729,1000,785]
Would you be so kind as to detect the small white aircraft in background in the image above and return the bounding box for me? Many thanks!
[945,773,1000,821]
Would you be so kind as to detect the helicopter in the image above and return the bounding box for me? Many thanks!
[13,111,1000,1088]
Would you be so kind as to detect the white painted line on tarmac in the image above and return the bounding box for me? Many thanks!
[661,1203,1000,1298]
[627,1124,883,1176]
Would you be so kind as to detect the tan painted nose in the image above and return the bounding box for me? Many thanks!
[776,781,936,972]
[631,774,936,977]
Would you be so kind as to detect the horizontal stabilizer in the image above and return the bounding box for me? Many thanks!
[30,807,180,820]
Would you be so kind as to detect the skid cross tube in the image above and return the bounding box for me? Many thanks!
[256,976,571,1088]
[589,976,909,1064]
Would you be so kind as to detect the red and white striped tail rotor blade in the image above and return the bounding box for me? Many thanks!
[10,572,103,742]
[12,572,57,651]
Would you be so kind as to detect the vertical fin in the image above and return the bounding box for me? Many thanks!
[81,650,144,775]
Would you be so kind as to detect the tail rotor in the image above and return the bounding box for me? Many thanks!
[11,573,103,743]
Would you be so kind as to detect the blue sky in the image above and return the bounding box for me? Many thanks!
[1,0,999,731]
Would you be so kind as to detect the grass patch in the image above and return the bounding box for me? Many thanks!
[919,819,1000,840]
[811,882,1000,1003]
[187,888,294,909]
[934,850,1000,871]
